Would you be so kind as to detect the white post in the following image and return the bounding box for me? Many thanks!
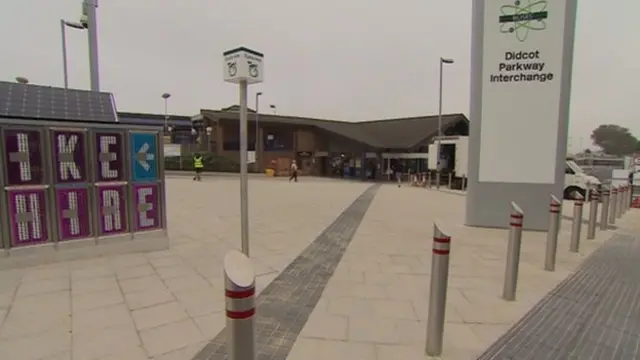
[223,47,264,256]
[84,0,100,91]
[425,223,451,357]
[239,80,249,255]
[60,19,69,89]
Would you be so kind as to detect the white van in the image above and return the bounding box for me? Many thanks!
[427,136,601,197]
[564,159,601,199]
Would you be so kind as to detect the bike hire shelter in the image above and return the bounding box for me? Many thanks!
[0,81,169,269]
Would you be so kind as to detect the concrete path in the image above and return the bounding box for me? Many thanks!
[0,177,371,360]
[284,185,635,360]
[193,185,380,360]
[0,177,633,360]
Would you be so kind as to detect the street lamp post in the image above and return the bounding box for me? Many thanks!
[436,57,454,188]
[15,77,29,84]
[255,92,262,171]
[270,104,276,115]
[60,19,85,89]
[162,93,171,131]
[83,0,100,91]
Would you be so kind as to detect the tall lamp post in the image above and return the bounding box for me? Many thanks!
[255,92,263,171]
[436,57,454,188]
[270,104,277,115]
[60,0,100,91]
[15,77,29,84]
[82,0,101,91]
[162,93,171,131]
[60,19,85,89]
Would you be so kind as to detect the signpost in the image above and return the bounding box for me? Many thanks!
[223,47,264,256]
[466,0,578,230]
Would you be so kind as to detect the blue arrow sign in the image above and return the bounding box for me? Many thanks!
[130,133,158,182]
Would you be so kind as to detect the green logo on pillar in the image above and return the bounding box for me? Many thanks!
[499,0,548,42]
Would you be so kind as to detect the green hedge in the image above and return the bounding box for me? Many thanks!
[164,153,260,173]
[165,153,238,172]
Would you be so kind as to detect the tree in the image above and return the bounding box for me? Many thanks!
[590,124,638,156]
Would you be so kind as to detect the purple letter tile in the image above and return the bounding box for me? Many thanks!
[8,189,48,246]
[56,188,91,240]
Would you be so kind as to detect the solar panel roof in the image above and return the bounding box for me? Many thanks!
[0,81,119,123]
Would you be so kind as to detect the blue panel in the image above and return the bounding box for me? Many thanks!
[130,133,158,181]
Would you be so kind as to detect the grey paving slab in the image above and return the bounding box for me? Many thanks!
[478,233,640,360]
[192,184,380,360]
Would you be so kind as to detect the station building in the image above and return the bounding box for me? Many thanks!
[118,106,470,179]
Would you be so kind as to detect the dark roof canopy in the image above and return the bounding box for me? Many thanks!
[117,111,192,127]
[200,108,468,149]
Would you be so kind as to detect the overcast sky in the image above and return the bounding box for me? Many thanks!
[1,0,638,152]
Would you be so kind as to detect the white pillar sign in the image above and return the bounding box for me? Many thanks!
[466,0,577,230]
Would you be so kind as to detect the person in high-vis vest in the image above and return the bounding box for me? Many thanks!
[193,153,204,181]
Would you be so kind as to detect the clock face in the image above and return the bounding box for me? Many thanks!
[227,62,237,76]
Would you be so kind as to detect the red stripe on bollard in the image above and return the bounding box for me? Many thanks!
[433,237,451,244]
[550,204,560,213]
[225,288,255,299]
[226,308,256,319]
[510,222,523,228]
[432,249,450,255]
[510,214,523,219]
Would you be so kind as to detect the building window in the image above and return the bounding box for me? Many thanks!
[263,127,293,151]
[222,124,256,151]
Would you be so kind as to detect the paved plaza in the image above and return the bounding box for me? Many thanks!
[0,175,637,360]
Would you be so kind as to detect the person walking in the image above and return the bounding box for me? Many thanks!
[193,153,204,181]
[289,160,298,182]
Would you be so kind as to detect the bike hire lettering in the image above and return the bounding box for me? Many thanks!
[15,193,43,242]
[138,187,154,228]
[489,50,555,83]
[15,133,32,182]
[99,135,118,179]
[102,189,122,232]
[57,134,82,180]
[63,191,80,236]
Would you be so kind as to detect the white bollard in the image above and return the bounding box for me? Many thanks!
[503,202,524,301]
[224,250,256,360]
[426,223,451,357]
[570,194,584,253]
